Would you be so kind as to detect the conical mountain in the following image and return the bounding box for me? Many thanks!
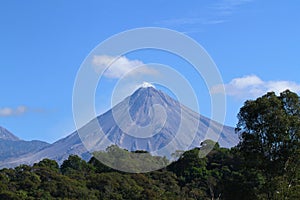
[84,86,238,154]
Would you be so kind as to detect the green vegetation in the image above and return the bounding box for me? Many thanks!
[0,90,299,199]
[93,145,169,173]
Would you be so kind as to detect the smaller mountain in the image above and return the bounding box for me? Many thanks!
[0,126,50,164]
[0,126,20,141]
[0,131,89,168]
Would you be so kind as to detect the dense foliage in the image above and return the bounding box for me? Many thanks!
[92,145,169,173]
[0,90,299,199]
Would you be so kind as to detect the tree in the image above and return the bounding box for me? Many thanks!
[60,155,93,178]
[236,90,300,199]
[88,156,114,173]
[33,158,59,172]
[93,145,169,173]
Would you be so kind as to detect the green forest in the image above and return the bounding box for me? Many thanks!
[0,90,299,200]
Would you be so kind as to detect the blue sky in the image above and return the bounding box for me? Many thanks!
[0,0,300,143]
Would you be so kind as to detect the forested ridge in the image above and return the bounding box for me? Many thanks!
[0,90,299,200]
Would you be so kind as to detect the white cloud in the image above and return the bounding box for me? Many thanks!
[140,81,155,88]
[0,106,28,117]
[156,0,253,30]
[92,55,158,79]
[211,75,300,99]
[212,0,254,15]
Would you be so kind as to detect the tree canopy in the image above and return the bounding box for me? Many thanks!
[237,90,300,199]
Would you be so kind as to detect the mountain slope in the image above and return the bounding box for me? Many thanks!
[0,127,50,164]
[0,139,50,161]
[95,87,237,152]
[0,87,239,168]
[0,126,20,141]
[0,131,89,168]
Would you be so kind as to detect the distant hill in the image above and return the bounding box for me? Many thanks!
[0,86,239,168]
[0,126,49,163]
[0,126,20,141]
[0,130,89,168]
[0,139,50,161]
